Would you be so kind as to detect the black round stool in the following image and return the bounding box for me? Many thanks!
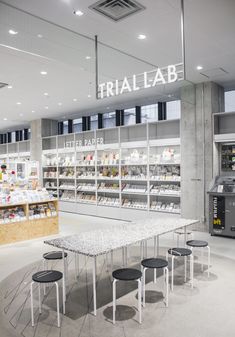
[43,251,68,295]
[30,270,65,327]
[186,240,210,277]
[141,258,169,307]
[167,248,193,291]
[112,268,142,324]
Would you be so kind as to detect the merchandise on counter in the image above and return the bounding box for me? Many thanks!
[77,192,96,203]
[0,206,26,224]
[28,202,57,220]
[150,184,181,196]
[122,184,147,193]
[98,182,119,192]
[0,188,55,205]
[59,167,75,179]
[122,198,147,209]
[121,166,147,180]
[60,190,76,201]
[97,166,119,179]
[98,152,119,165]
[77,183,96,191]
[98,196,120,206]
[150,201,180,213]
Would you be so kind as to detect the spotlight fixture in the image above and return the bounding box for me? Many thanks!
[19,113,23,117]
[58,102,62,106]
[37,34,43,38]
[88,94,91,98]
[44,92,49,96]
[73,98,77,102]
[197,65,203,70]
[32,110,35,113]
[16,102,21,105]
[3,118,7,121]
[40,71,47,75]
[9,29,18,35]
[7,85,13,89]
[74,9,84,16]
[86,56,91,60]
[45,106,49,109]
[138,34,146,40]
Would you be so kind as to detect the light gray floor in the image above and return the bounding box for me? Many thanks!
[0,212,235,337]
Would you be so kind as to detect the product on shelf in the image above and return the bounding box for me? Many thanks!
[122,149,147,165]
[150,201,180,213]
[121,166,147,180]
[149,147,180,164]
[221,144,235,171]
[77,192,96,203]
[59,182,76,190]
[77,183,96,191]
[43,155,57,166]
[59,167,75,179]
[28,202,57,220]
[0,189,54,205]
[58,154,75,167]
[60,190,75,201]
[43,168,57,178]
[98,196,120,207]
[150,184,181,196]
[150,165,180,181]
[98,182,119,192]
[0,206,26,224]
[98,151,119,165]
[122,184,147,193]
[97,166,119,179]
[45,181,57,189]
[122,198,147,209]
[76,152,96,166]
[76,167,96,179]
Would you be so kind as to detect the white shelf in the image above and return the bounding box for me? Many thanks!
[150,193,181,197]
[150,208,181,214]
[122,190,147,195]
[98,189,120,194]
[58,177,75,180]
[97,177,120,180]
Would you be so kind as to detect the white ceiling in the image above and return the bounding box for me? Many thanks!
[0,0,235,132]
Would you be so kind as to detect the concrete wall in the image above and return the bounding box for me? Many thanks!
[181,82,224,229]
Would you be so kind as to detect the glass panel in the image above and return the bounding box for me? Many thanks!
[124,108,135,125]
[120,124,147,142]
[141,104,158,123]
[225,90,235,112]
[103,112,115,128]
[166,100,181,119]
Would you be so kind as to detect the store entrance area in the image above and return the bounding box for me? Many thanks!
[1,212,235,337]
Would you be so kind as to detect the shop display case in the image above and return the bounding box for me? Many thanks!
[42,120,181,218]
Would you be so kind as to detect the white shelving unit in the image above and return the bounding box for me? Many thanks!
[0,140,30,164]
[42,120,181,220]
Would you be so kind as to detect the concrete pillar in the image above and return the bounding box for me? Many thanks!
[180,82,224,228]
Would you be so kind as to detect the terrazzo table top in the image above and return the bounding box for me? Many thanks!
[44,215,198,257]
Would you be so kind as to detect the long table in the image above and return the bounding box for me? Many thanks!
[44,215,198,315]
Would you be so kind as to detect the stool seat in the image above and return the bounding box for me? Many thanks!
[186,240,208,248]
[32,270,63,283]
[43,251,68,260]
[168,248,192,256]
[112,268,142,281]
[141,258,168,269]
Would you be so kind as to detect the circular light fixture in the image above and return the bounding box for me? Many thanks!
[88,94,91,98]
[45,106,49,109]
[16,102,21,105]
[138,34,146,40]
[3,118,7,121]
[86,56,91,60]
[19,113,23,117]
[74,9,84,16]
[58,102,62,106]
[197,65,203,70]
[37,34,43,38]
[40,71,47,75]
[9,29,18,35]
[73,98,77,102]
[32,110,35,113]
[44,92,49,96]
[7,85,13,89]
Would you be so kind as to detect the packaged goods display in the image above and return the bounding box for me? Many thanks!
[122,198,148,209]
[150,184,181,196]
[97,166,119,179]
[77,183,96,191]
[58,154,75,167]
[76,152,96,166]
[150,200,180,213]
[43,154,57,167]
[122,184,147,194]
[149,147,180,165]
[45,181,57,189]
[59,167,75,178]
[97,151,119,165]
[98,182,119,192]
[150,165,180,181]
[221,144,235,171]
[121,166,147,180]
[43,168,57,179]
[76,167,96,179]
[77,192,96,203]
[60,190,76,201]
[59,182,76,190]
[28,202,57,219]
[121,149,147,165]
[98,196,120,207]
[0,188,54,205]
[0,206,26,224]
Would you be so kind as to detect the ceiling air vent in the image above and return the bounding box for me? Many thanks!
[0,82,8,89]
[89,0,145,21]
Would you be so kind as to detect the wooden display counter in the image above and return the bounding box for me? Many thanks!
[0,199,59,245]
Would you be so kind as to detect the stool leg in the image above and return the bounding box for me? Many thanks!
[171,256,174,291]
[122,248,125,267]
[157,236,160,256]
[125,247,128,266]
[154,236,156,257]
[190,254,194,289]
[165,267,169,307]
[38,284,42,314]
[201,247,204,272]
[207,246,211,278]
[30,282,35,327]
[43,259,46,295]
[184,256,187,283]
[106,253,109,272]
[55,282,60,328]
[138,279,142,324]
[62,276,65,315]
[154,268,157,284]
[143,268,146,307]
[113,279,117,324]
[75,253,79,280]
[177,234,179,248]
[111,250,113,275]
[65,256,69,288]
[62,250,66,312]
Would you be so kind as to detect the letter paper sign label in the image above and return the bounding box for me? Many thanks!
[213,196,225,230]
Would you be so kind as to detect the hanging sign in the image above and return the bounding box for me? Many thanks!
[98,63,184,99]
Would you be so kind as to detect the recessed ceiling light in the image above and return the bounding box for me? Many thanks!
[16,102,21,105]
[88,94,91,98]
[9,29,18,35]
[32,110,35,113]
[197,65,203,70]
[138,34,146,40]
[7,85,13,89]
[74,9,84,16]
[19,113,23,117]
[58,102,62,106]
[3,118,7,121]
[106,107,110,109]
[86,56,91,60]
[73,98,77,102]
[40,71,47,75]
[45,106,49,109]
[37,34,43,38]
[44,92,49,96]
